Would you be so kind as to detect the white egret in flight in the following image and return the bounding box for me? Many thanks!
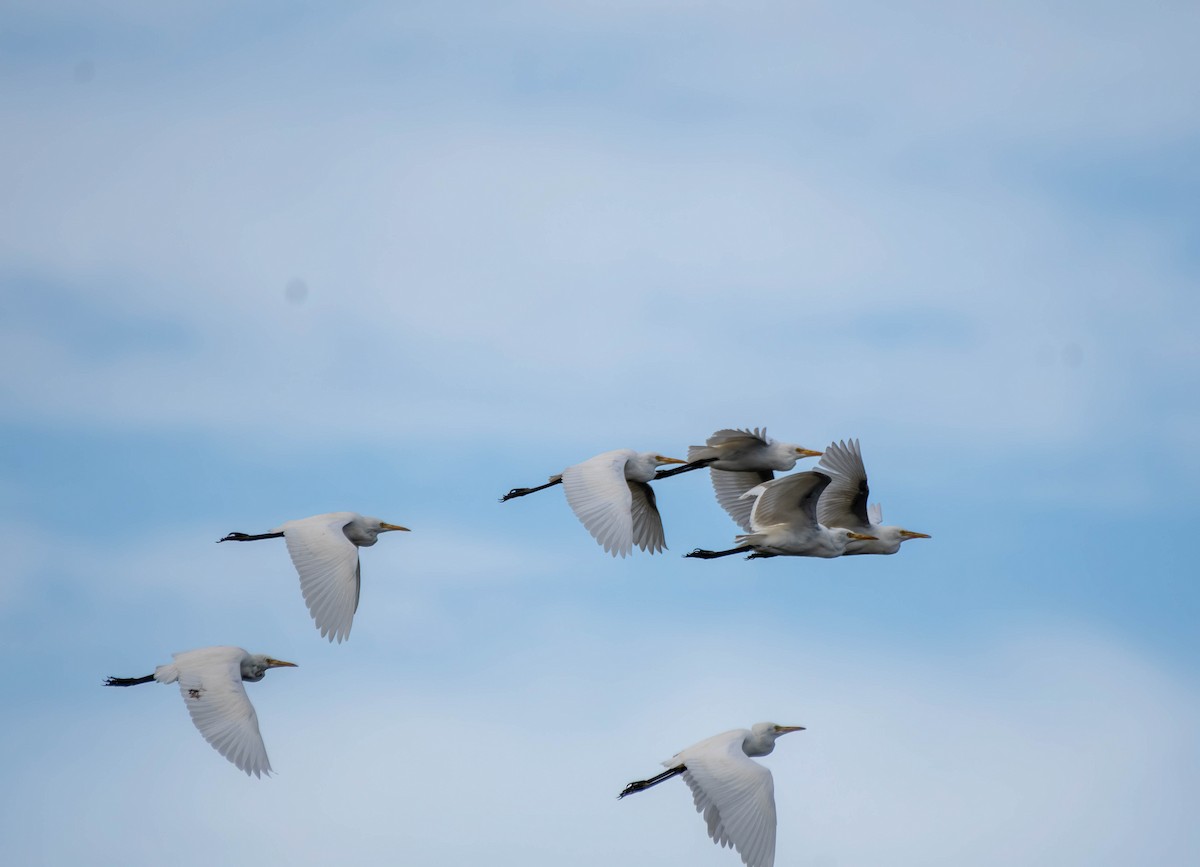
[656,428,823,531]
[687,471,877,560]
[502,449,687,557]
[105,646,296,778]
[619,722,805,867]
[218,512,409,643]
[816,438,931,554]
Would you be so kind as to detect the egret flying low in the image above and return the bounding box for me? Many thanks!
[104,646,296,778]
[816,438,931,554]
[619,722,805,867]
[502,449,686,557]
[687,471,877,560]
[656,428,823,531]
[218,512,409,643]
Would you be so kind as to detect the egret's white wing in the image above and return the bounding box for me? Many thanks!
[678,729,777,867]
[816,440,872,531]
[170,647,271,778]
[280,512,360,643]
[711,469,774,531]
[707,427,769,447]
[687,428,768,462]
[749,471,830,531]
[815,438,866,481]
[562,450,635,557]
[628,480,666,554]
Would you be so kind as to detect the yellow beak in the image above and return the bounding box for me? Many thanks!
[265,658,298,669]
[380,523,411,532]
[796,448,823,458]
[657,456,687,465]
[847,532,878,541]
[899,530,931,539]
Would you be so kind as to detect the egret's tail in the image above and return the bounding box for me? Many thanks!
[618,765,686,799]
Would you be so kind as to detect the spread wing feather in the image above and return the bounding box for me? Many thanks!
[165,647,271,778]
[562,450,637,557]
[711,469,774,531]
[280,513,361,643]
[678,730,778,867]
[816,439,873,531]
[748,471,830,531]
[628,480,667,554]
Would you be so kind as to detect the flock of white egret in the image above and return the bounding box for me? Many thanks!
[104,427,929,867]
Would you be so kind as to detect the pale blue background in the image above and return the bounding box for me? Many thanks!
[2,2,1197,865]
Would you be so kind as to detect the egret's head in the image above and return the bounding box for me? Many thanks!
[746,722,806,755]
[242,655,298,682]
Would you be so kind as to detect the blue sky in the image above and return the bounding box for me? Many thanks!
[2,2,1198,865]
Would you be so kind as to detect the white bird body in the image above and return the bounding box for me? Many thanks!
[683,428,823,531]
[621,722,804,867]
[106,646,296,778]
[737,471,859,558]
[815,439,930,555]
[219,511,409,643]
[509,448,685,557]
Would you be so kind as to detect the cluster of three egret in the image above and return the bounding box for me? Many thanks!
[105,427,929,867]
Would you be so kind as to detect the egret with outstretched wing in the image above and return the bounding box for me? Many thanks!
[503,449,686,557]
[219,512,409,643]
[105,646,296,778]
[656,428,822,530]
[619,722,805,867]
[687,471,877,560]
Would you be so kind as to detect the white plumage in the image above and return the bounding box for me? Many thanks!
[105,646,296,778]
[679,428,823,531]
[687,471,878,560]
[504,449,686,557]
[219,512,410,643]
[816,439,930,554]
[620,722,805,867]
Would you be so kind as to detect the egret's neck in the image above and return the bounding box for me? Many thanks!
[742,731,779,758]
[624,454,660,483]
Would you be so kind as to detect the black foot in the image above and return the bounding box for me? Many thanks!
[104,674,155,687]
[685,546,750,560]
[217,531,283,543]
[618,766,685,799]
[499,478,562,502]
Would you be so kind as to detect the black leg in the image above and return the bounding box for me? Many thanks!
[685,546,753,559]
[104,674,155,687]
[618,765,686,798]
[217,531,285,543]
[500,478,563,502]
[653,458,716,480]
